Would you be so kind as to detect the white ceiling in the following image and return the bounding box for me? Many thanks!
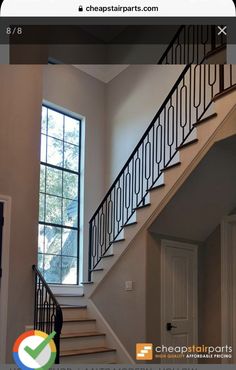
[74,65,129,83]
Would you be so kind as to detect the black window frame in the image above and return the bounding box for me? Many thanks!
[38,103,82,285]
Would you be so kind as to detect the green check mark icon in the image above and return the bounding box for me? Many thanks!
[24,331,56,360]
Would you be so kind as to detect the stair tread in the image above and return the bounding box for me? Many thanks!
[90,268,104,272]
[113,238,125,243]
[61,331,105,339]
[61,305,87,309]
[177,138,199,150]
[149,183,165,192]
[124,221,137,227]
[101,254,114,259]
[54,293,84,297]
[61,347,116,356]
[213,85,236,101]
[134,203,151,210]
[205,44,226,59]
[193,113,217,127]
[161,161,181,172]
[63,318,96,322]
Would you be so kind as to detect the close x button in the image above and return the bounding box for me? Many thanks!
[217,26,227,36]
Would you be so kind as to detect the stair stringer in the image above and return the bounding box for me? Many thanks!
[84,87,236,301]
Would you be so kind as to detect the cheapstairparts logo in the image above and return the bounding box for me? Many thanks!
[136,343,153,360]
[136,343,233,361]
[13,330,57,370]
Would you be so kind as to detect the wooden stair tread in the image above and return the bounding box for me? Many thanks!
[124,221,137,227]
[90,268,104,272]
[161,161,181,172]
[149,183,165,192]
[54,293,84,297]
[101,254,114,259]
[61,347,116,356]
[112,238,125,243]
[205,44,226,59]
[213,85,236,101]
[134,203,151,211]
[61,305,87,309]
[63,318,96,322]
[61,331,105,339]
[193,113,217,127]
[177,138,199,150]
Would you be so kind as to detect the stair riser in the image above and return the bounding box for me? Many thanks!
[61,335,105,351]
[62,308,88,320]
[62,321,97,334]
[60,351,116,364]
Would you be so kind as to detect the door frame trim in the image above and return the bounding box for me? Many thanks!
[161,239,198,351]
[221,215,236,363]
[0,195,11,363]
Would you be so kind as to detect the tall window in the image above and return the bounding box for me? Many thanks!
[38,105,81,284]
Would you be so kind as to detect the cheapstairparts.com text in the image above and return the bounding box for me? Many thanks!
[154,344,232,360]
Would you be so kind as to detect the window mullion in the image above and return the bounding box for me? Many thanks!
[38,105,81,285]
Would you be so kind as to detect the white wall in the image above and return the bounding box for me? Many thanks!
[105,65,184,187]
[43,66,106,280]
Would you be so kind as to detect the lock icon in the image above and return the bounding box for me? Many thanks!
[78,5,83,11]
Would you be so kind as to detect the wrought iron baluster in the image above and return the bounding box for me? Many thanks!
[159,25,225,65]
[88,64,236,278]
[32,265,63,364]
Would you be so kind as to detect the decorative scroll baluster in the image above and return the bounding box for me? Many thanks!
[32,265,63,364]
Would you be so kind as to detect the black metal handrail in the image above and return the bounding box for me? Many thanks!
[88,64,236,281]
[32,264,63,364]
[158,25,226,64]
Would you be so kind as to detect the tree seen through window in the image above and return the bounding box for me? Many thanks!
[38,105,81,284]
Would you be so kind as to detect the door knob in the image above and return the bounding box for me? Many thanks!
[166,322,177,331]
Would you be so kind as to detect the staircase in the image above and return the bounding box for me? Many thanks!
[56,73,236,364]
[56,299,117,364]
[33,266,119,364]
[86,64,236,286]
[84,101,236,299]
[33,26,234,364]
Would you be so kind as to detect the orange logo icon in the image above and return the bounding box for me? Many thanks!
[136,343,153,360]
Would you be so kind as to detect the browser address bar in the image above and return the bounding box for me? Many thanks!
[0,0,235,16]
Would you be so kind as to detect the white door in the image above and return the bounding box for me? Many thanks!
[161,240,198,363]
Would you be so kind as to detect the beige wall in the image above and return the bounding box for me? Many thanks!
[0,66,43,362]
[0,65,107,361]
[105,65,184,187]
[146,232,161,350]
[92,224,222,363]
[92,231,147,358]
[198,226,221,363]
[42,65,106,280]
